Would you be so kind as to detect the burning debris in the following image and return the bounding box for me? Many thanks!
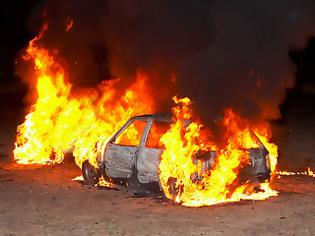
[277,167,315,178]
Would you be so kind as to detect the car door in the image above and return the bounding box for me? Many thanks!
[136,120,170,183]
[104,119,148,179]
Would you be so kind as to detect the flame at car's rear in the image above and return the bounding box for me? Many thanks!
[14,24,155,168]
[159,97,278,207]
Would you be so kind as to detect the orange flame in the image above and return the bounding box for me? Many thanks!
[159,97,278,207]
[14,25,155,168]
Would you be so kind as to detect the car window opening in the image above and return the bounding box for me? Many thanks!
[146,121,170,149]
[115,120,147,146]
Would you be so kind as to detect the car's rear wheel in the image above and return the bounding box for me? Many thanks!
[82,160,100,185]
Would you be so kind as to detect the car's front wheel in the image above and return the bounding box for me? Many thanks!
[82,160,100,185]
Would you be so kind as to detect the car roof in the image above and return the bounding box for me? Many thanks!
[131,113,172,122]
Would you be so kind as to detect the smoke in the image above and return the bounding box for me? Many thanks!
[23,0,315,122]
[24,0,110,88]
[177,1,315,123]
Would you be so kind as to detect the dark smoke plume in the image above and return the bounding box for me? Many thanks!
[23,0,315,123]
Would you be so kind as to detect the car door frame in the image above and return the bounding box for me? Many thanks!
[135,119,167,183]
[103,117,151,179]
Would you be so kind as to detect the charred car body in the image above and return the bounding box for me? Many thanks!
[82,114,271,193]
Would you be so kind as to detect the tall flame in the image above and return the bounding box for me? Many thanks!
[159,97,278,207]
[14,25,155,168]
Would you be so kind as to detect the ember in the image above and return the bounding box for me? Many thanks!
[65,18,74,32]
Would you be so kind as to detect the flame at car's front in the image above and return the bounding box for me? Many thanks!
[158,97,278,207]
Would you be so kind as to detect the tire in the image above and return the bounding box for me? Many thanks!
[82,160,100,185]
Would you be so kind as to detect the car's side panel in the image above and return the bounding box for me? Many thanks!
[136,147,162,183]
[104,143,137,178]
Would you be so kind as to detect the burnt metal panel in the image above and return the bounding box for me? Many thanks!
[104,143,137,178]
[136,147,162,183]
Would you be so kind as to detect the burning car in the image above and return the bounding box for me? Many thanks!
[82,114,271,195]
[13,23,279,206]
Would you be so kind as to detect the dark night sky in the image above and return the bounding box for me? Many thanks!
[0,0,42,104]
[0,1,41,74]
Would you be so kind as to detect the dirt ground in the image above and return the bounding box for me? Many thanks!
[0,160,314,236]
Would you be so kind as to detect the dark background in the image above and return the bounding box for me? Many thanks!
[0,0,314,169]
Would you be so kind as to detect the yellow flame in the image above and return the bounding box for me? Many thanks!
[14,25,155,169]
